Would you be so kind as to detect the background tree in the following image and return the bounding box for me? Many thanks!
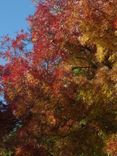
[0,0,117,156]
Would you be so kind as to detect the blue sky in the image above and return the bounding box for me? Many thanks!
[0,0,35,65]
[0,0,35,37]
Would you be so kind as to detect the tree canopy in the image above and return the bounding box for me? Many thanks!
[0,0,117,155]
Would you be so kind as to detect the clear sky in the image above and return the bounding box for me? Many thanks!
[0,0,35,65]
[0,0,35,37]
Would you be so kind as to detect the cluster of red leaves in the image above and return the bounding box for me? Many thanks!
[105,135,117,156]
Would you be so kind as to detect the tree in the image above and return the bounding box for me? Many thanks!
[0,0,117,155]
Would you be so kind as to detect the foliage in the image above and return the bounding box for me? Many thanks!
[0,0,117,155]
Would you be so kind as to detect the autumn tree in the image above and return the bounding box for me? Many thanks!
[0,0,117,156]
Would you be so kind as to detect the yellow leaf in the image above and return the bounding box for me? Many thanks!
[96,44,106,63]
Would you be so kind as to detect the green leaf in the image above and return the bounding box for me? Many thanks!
[72,67,85,75]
